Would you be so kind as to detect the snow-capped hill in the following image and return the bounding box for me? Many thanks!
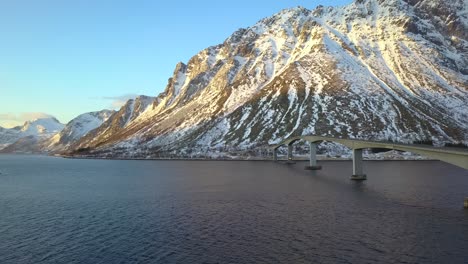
[20,117,65,137]
[69,0,467,158]
[45,110,115,152]
[68,95,155,150]
[0,116,65,152]
[59,110,114,142]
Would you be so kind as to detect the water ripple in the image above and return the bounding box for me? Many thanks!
[0,156,467,263]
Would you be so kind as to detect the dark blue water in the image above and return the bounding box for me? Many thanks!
[0,155,467,263]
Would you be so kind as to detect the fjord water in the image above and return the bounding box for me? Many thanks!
[0,155,467,263]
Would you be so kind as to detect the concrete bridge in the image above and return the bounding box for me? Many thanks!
[271,136,468,180]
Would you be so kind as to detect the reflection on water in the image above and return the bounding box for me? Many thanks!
[0,155,467,263]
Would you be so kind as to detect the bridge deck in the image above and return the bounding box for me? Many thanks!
[271,136,468,170]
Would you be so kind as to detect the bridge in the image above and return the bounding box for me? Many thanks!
[271,136,468,180]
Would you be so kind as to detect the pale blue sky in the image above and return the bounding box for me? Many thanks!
[0,0,352,127]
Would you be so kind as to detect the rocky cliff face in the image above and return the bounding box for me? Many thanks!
[69,0,468,157]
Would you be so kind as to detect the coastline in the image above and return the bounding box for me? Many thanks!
[56,154,436,162]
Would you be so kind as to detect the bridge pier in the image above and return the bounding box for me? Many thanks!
[351,149,366,180]
[273,148,278,161]
[464,197,468,209]
[305,142,322,170]
[286,144,296,164]
[287,144,293,160]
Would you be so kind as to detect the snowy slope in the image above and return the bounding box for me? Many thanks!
[20,117,64,137]
[0,126,22,149]
[70,95,155,152]
[69,0,468,158]
[45,110,115,152]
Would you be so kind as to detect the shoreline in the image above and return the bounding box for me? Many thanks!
[57,155,436,162]
[0,153,437,162]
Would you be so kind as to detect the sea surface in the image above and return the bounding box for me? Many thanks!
[0,155,467,263]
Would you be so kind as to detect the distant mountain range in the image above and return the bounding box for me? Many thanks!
[0,111,113,153]
[0,117,64,152]
[1,0,467,157]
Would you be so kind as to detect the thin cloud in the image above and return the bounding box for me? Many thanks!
[100,94,138,109]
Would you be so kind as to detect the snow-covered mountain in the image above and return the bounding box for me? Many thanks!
[0,117,65,152]
[19,117,64,137]
[68,95,155,153]
[68,0,467,157]
[44,110,115,152]
[0,117,64,145]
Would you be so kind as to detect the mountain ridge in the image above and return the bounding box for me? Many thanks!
[67,0,467,158]
[7,0,468,157]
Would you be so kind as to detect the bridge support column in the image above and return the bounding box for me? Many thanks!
[305,142,321,170]
[273,148,278,161]
[464,197,468,209]
[351,149,366,180]
[286,144,295,164]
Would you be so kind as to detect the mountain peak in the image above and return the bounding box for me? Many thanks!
[279,6,310,15]
[21,117,64,136]
[173,62,187,74]
[45,109,115,150]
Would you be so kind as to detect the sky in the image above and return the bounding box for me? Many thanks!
[0,0,352,128]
